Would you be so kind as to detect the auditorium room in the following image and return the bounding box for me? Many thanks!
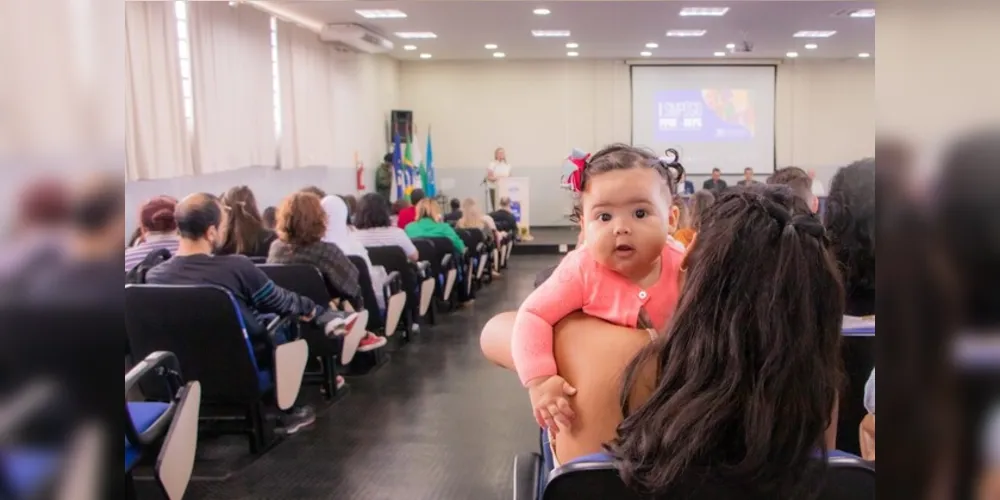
[124,1,879,498]
[9,0,983,498]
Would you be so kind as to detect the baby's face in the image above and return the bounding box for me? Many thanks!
[581,168,671,278]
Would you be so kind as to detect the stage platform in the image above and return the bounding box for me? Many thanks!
[512,226,579,255]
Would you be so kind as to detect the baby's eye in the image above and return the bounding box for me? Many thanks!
[598,213,612,222]
[634,209,648,219]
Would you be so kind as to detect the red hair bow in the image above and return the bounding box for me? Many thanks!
[564,152,590,192]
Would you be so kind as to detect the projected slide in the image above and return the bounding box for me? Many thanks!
[656,89,756,141]
[631,66,776,174]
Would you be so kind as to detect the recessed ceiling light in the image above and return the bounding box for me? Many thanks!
[849,9,876,18]
[645,42,659,49]
[533,8,551,15]
[566,42,579,49]
[786,51,799,58]
[804,43,818,50]
[355,9,407,19]
[567,51,579,57]
[403,45,417,51]
[640,51,653,57]
[714,51,726,57]
[725,43,736,50]
[679,7,730,16]
[396,32,437,39]
[493,52,506,58]
[666,30,707,37]
[858,52,871,58]
[532,30,571,37]
[484,44,498,50]
[419,53,432,59]
[793,30,837,38]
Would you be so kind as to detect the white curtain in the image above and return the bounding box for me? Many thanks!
[125,1,193,180]
[277,21,340,169]
[188,2,276,173]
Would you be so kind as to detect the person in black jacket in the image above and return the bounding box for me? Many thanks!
[490,196,518,235]
[443,198,463,224]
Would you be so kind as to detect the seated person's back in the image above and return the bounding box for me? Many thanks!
[216,186,276,258]
[490,197,518,233]
[443,198,463,224]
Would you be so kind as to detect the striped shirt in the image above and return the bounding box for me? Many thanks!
[353,227,418,258]
[125,235,180,271]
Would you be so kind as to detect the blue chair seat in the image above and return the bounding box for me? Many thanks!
[125,401,170,472]
[3,450,59,497]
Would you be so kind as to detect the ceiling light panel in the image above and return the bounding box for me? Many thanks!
[533,8,551,15]
[714,52,726,57]
[566,42,579,49]
[493,52,506,58]
[484,44,498,50]
[793,31,837,38]
[679,7,730,17]
[532,30,571,37]
[395,32,437,39]
[640,51,652,57]
[355,9,407,19]
[403,45,417,51]
[567,52,579,57]
[850,9,876,18]
[786,51,799,58]
[419,53,432,59]
[667,30,707,37]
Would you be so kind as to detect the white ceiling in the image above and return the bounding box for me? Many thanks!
[275,0,875,60]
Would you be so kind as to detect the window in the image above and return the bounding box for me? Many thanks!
[270,16,282,140]
[175,1,194,129]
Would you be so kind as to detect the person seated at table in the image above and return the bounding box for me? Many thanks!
[405,199,467,254]
[147,193,360,434]
[268,191,386,353]
[353,193,420,263]
[483,185,844,494]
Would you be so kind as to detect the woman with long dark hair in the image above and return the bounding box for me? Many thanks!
[218,186,275,258]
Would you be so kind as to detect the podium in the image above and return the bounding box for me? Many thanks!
[497,177,531,238]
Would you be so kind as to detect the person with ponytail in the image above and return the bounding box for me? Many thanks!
[218,186,276,258]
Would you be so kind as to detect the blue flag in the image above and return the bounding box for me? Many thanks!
[425,129,436,197]
[392,132,403,201]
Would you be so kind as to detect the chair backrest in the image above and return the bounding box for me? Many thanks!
[456,228,485,252]
[544,455,875,500]
[366,246,417,293]
[256,264,332,305]
[346,256,384,328]
[837,330,875,455]
[124,285,263,405]
[427,237,458,259]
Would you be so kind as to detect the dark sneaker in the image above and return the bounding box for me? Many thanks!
[278,406,316,435]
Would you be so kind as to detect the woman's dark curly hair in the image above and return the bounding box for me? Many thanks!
[824,159,876,301]
[354,193,393,229]
[610,184,844,498]
[275,192,327,246]
[569,144,679,223]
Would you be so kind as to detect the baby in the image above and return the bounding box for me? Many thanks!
[512,144,685,433]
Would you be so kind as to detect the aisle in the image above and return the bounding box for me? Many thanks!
[187,255,561,500]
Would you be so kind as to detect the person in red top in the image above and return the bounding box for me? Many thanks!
[396,188,425,229]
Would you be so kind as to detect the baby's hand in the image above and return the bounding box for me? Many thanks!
[527,375,577,434]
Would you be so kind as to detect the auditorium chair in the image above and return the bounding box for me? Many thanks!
[125,351,201,500]
[513,451,875,500]
[125,285,309,454]
[838,322,875,455]
[257,263,380,387]
[455,228,492,287]
[366,245,434,337]
[345,255,406,333]
[412,238,459,309]
[427,236,475,303]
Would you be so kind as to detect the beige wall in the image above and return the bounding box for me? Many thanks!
[399,59,874,177]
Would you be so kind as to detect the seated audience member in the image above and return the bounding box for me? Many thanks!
[262,206,277,230]
[483,185,844,484]
[489,196,518,234]
[129,227,144,247]
[218,186,276,258]
[810,168,827,197]
[0,178,71,288]
[443,198,463,224]
[339,194,358,226]
[321,195,389,312]
[825,159,876,316]
[353,193,419,262]
[300,186,326,198]
[147,193,359,433]
[406,199,467,254]
[737,167,760,186]
[673,189,715,248]
[396,189,425,229]
[268,193,385,351]
[768,166,819,213]
[125,196,180,271]
[677,171,696,196]
[702,167,728,192]
[456,198,497,245]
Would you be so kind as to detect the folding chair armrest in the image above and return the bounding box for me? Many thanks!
[513,453,543,500]
[125,352,183,447]
[476,243,486,253]
[441,254,453,269]
[416,260,431,276]
[124,351,181,397]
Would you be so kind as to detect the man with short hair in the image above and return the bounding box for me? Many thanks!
[146,193,357,434]
[737,167,760,187]
[490,197,518,234]
[702,168,728,192]
[396,188,425,229]
[443,198,463,224]
[768,166,819,213]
